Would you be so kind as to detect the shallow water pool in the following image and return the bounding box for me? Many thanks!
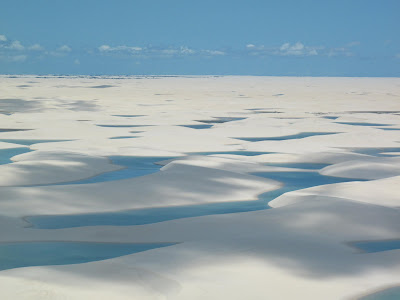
[264,162,330,170]
[234,132,340,142]
[180,124,213,129]
[0,139,70,146]
[360,287,400,300]
[351,240,400,253]
[254,171,355,202]
[195,117,246,124]
[58,156,174,185]
[26,171,359,229]
[0,241,175,271]
[96,124,149,128]
[190,150,270,156]
[0,147,31,165]
[346,147,400,157]
[335,122,391,127]
[109,136,139,139]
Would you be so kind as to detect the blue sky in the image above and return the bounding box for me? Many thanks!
[0,0,399,76]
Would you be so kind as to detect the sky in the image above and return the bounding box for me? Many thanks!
[0,0,399,76]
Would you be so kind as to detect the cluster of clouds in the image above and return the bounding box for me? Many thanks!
[0,34,72,63]
[1,33,380,64]
[245,41,359,57]
[97,44,225,58]
[96,41,360,59]
[94,41,364,60]
[1,33,229,63]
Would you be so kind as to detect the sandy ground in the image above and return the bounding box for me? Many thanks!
[0,75,399,299]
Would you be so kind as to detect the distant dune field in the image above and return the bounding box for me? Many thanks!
[0,76,399,300]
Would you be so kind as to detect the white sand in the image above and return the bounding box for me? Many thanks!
[0,76,399,299]
[0,151,123,186]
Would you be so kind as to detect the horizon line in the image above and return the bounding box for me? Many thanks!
[1,74,399,79]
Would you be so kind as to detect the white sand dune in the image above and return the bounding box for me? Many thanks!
[0,197,399,300]
[270,175,400,209]
[0,151,123,186]
[319,157,400,179]
[0,76,399,299]
[0,161,279,217]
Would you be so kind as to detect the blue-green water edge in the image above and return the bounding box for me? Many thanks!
[351,240,400,253]
[59,156,175,185]
[0,242,176,271]
[0,147,374,275]
[360,287,400,300]
[0,147,364,229]
[234,132,340,142]
[0,139,70,146]
[26,171,358,229]
[346,147,400,157]
[0,148,31,164]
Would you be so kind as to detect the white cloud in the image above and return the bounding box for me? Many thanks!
[99,45,142,53]
[47,45,72,57]
[278,42,358,57]
[93,42,357,59]
[47,45,72,56]
[327,47,353,57]
[278,42,309,56]
[246,42,324,57]
[58,45,72,52]
[99,45,111,52]
[0,35,7,42]
[97,44,208,58]
[74,59,80,65]
[309,49,318,56]
[28,44,44,51]
[9,41,24,50]
[203,50,225,56]
[180,46,195,54]
[97,42,361,59]
[160,49,178,55]
[127,46,142,51]
[290,42,305,51]
[280,43,290,51]
[156,46,197,56]
[395,53,400,59]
